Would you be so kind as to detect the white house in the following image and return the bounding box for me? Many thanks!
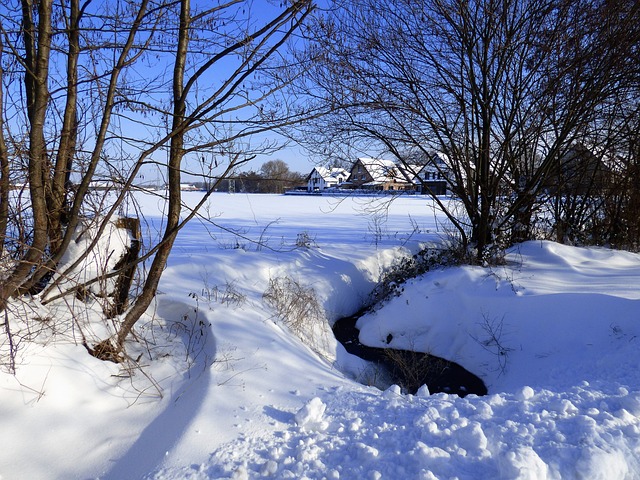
[306,166,349,191]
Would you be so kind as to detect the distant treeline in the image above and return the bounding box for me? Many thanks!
[201,160,306,194]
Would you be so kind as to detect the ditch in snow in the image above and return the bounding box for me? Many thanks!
[333,310,487,397]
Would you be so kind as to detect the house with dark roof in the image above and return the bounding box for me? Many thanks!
[543,143,612,196]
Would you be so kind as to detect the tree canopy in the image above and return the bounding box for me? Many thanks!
[295,0,640,260]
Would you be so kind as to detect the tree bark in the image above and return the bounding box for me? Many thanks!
[115,0,191,348]
[0,0,54,307]
[48,0,81,254]
[0,35,9,260]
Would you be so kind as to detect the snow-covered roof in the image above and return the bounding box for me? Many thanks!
[309,166,349,183]
[397,153,453,182]
[358,158,403,183]
[397,164,424,183]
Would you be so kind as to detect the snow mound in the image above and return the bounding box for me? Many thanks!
[5,194,640,480]
[356,240,640,393]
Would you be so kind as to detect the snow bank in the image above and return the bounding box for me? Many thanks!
[356,241,640,393]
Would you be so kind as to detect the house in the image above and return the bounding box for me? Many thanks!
[543,143,611,196]
[303,155,454,195]
[346,158,413,191]
[402,153,451,195]
[306,166,349,191]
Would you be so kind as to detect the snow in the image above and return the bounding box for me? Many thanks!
[356,240,640,393]
[42,217,133,303]
[2,192,640,479]
[294,397,328,431]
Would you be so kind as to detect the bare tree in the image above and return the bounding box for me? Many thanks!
[260,159,302,193]
[526,0,640,246]
[111,0,314,353]
[0,0,314,360]
[294,0,640,261]
[0,32,8,261]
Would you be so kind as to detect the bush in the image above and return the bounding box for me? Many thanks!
[262,276,330,356]
[369,245,463,305]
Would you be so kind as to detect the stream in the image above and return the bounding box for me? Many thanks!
[333,311,487,397]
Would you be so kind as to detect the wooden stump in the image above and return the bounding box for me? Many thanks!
[105,217,141,318]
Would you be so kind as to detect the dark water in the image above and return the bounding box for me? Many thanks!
[333,312,487,397]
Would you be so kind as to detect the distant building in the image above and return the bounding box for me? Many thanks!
[543,143,611,196]
[303,154,454,195]
[306,166,349,191]
[88,181,113,191]
[346,158,413,191]
[402,153,452,195]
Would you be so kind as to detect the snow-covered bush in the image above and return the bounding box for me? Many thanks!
[0,216,141,369]
[369,245,463,306]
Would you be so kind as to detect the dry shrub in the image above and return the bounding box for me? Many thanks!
[262,276,330,356]
[87,339,125,363]
[383,348,448,394]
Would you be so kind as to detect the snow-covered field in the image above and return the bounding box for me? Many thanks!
[2,192,640,479]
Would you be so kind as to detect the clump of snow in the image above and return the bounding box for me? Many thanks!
[517,385,535,401]
[416,384,431,397]
[295,397,328,431]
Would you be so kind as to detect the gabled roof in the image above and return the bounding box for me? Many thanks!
[397,152,452,182]
[308,166,349,183]
[357,158,403,183]
[397,164,423,183]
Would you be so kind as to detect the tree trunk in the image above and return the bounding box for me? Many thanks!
[105,217,141,318]
[0,36,8,260]
[48,0,81,254]
[114,0,191,350]
[0,0,54,308]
